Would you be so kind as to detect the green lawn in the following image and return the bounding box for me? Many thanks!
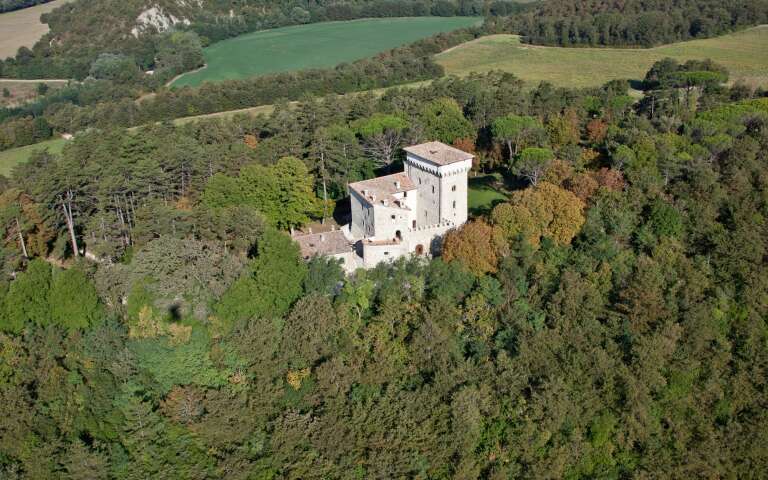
[0,138,67,176]
[172,16,482,87]
[468,174,508,216]
[436,25,768,89]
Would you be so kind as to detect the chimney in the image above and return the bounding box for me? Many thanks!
[382,199,389,207]
[395,180,400,189]
[320,234,325,242]
[308,227,312,234]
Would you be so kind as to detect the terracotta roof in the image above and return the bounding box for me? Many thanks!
[404,141,474,166]
[294,230,352,258]
[348,172,415,209]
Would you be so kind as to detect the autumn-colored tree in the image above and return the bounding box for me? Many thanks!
[542,159,574,186]
[491,182,586,248]
[442,220,500,275]
[586,118,608,144]
[592,168,626,191]
[565,172,599,202]
[546,109,580,148]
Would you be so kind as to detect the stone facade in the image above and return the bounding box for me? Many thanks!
[295,141,473,273]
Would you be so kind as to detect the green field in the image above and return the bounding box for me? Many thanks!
[436,26,768,89]
[171,16,482,87]
[0,137,67,176]
[468,174,509,216]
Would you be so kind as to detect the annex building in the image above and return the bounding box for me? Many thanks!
[294,141,473,272]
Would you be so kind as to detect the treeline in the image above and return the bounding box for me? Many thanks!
[0,0,51,13]
[1,64,768,477]
[496,0,768,47]
[0,26,482,149]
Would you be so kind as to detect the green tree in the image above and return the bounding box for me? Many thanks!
[513,147,554,185]
[419,98,475,144]
[215,229,307,331]
[492,114,545,158]
[2,259,51,332]
[353,113,409,167]
[49,267,103,331]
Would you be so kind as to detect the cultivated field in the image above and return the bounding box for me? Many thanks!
[172,16,482,87]
[436,26,768,89]
[0,79,69,107]
[0,137,66,176]
[0,0,72,59]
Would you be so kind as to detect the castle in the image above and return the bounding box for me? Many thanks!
[294,141,473,272]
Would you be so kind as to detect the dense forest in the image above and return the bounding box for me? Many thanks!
[1,50,767,477]
[500,0,768,46]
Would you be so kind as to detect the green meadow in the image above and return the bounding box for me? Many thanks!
[436,25,768,89]
[171,16,481,87]
[0,138,67,176]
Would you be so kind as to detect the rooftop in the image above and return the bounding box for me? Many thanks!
[293,229,352,259]
[348,172,415,209]
[404,141,474,166]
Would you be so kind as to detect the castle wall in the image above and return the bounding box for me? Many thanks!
[406,161,441,227]
[350,189,374,238]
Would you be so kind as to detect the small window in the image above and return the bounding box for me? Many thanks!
[418,178,422,185]
[391,215,396,219]
[384,252,389,256]
[432,186,435,194]
[403,191,407,198]
[452,185,457,192]
[452,200,456,208]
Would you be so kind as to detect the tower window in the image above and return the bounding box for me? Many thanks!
[418,178,422,185]
[453,200,456,208]
[391,215,396,219]
[452,185,457,192]
[432,186,435,194]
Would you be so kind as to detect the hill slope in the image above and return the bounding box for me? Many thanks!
[436,26,768,88]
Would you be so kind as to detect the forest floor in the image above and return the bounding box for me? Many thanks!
[170,16,482,87]
[435,25,768,89]
[0,0,73,59]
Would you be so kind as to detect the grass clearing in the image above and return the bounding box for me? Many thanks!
[172,16,482,87]
[0,137,67,176]
[0,0,73,59]
[436,26,768,89]
[468,173,508,216]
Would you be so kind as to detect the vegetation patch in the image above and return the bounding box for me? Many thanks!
[0,137,66,175]
[172,16,481,87]
[436,26,768,88]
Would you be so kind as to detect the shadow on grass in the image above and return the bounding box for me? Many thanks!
[468,173,510,217]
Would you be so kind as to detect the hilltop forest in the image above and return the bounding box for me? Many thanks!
[1,49,768,477]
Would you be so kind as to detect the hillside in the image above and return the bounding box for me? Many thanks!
[436,25,768,88]
[0,0,72,58]
[172,17,482,87]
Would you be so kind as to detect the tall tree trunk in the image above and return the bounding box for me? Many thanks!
[320,151,328,223]
[15,217,28,258]
[60,191,79,257]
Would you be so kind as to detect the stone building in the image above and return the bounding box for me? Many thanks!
[294,141,473,272]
